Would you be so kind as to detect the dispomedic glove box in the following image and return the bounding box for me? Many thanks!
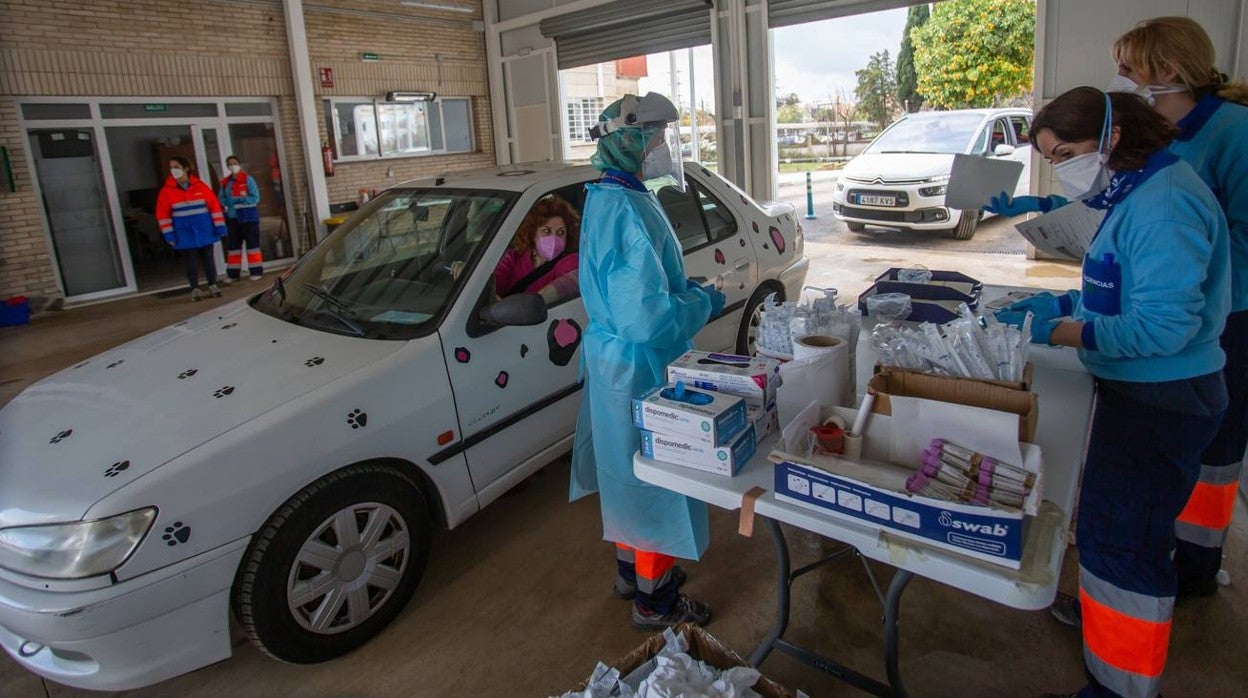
[632,384,748,446]
[666,351,781,408]
[640,425,757,477]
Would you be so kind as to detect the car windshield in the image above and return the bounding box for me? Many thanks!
[864,113,985,155]
[251,188,516,340]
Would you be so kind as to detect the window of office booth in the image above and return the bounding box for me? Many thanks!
[324,97,475,162]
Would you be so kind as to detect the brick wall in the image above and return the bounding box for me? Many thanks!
[0,0,492,304]
[305,1,495,203]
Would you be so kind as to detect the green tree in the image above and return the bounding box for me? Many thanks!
[777,103,804,123]
[776,92,801,108]
[896,4,929,112]
[855,50,897,130]
[911,0,1034,109]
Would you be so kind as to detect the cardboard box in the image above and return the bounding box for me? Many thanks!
[640,425,757,476]
[666,350,781,407]
[749,402,779,441]
[772,403,1044,569]
[868,367,1038,442]
[632,384,747,446]
[571,624,794,698]
[873,361,1034,392]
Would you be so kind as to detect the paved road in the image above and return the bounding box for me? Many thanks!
[776,178,1027,255]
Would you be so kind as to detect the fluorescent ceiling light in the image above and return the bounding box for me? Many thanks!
[400,1,473,13]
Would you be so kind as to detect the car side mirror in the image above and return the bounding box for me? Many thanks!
[993,144,1016,157]
[479,293,547,327]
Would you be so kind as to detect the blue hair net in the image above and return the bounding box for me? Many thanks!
[590,97,660,174]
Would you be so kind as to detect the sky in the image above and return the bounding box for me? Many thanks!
[636,8,909,109]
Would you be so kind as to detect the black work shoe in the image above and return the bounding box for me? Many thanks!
[631,593,711,631]
[1050,591,1081,628]
[614,566,687,600]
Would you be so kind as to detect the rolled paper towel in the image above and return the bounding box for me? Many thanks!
[777,335,853,425]
[792,334,843,360]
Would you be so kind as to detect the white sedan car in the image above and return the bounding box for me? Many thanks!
[832,107,1033,240]
[0,162,807,690]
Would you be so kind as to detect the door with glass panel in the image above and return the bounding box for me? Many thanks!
[28,129,129,297]
[225,123,293,262]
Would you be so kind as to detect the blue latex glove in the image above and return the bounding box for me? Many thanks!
[703,286,726,317]
[983,192,1068,216]
[1000,290,1079,323]
[1029,318,1060,345]
[994,310,1029,329]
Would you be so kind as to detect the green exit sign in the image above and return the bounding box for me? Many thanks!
[143,103,167,112]
[360,52,381,62]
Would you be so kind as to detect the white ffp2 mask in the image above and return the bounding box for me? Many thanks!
[170,167,185,179]
[1054,151,1111,200]
[1105,74,1186,106]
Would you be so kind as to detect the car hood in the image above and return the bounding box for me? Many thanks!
[841,152,957,182]
[0,302,405,528]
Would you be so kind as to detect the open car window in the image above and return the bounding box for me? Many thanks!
[251,187,516,340]
[489,183,585,309]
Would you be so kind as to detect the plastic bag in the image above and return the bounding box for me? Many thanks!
[896,265,933,284]
[865,292,912,321]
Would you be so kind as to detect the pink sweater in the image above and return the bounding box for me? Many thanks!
[493,248,579,296]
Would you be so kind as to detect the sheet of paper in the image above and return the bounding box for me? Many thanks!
[943,154,1024,210]
[1012,202,1105,261]
[886,395,1023,469]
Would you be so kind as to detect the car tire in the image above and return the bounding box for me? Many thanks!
[736,284,783,355]
[846,221,866,232]
[950,210,980,240]
[234,462,431,664]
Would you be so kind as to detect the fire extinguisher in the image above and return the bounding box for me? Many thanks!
[321,140,334,177]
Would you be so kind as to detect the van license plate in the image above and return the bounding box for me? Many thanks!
[858,194,896,206]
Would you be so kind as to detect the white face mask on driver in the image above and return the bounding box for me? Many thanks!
[1105,74,1186,106]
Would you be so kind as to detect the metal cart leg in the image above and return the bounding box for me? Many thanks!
[749,517,791,667]
[883,569,914,698]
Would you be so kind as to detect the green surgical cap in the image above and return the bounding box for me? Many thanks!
[589,97,659,175]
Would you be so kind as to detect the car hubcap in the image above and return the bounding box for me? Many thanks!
[746,302,763,353]
[287,503,409,634]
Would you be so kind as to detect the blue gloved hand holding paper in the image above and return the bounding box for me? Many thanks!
[983,192,1069,216]
[994,289,1079,327]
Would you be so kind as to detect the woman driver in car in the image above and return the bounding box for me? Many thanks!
[493,195,580,304]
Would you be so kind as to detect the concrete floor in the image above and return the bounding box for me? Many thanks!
[2,247,1246,697]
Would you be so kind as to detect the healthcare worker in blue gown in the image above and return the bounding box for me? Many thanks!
[999,88,1229,698]
[569,92,726,630]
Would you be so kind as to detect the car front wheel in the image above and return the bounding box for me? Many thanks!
[949,210,980,240]
[234,463,431,663]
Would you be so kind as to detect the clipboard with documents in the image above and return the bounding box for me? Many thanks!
[943,154,1025,211]
[1012,202,1106,261]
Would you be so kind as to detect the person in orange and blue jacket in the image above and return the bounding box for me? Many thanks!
[218,154,264,281]
[156,156,227,301]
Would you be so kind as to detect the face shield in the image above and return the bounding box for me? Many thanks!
[641,125,685,191]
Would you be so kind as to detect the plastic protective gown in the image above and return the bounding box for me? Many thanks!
[570,180,713,560]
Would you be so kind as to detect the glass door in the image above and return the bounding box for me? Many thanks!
[227,123,293,261]
[196,126,229,274]
[28,128,129,297]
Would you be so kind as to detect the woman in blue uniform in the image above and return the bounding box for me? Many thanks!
[1110,15,1248,600]
[1003,87,1230,698]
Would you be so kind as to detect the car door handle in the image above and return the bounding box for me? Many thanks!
[733,257,750,271]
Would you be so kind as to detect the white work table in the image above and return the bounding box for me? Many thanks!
[634,285,1095,697]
